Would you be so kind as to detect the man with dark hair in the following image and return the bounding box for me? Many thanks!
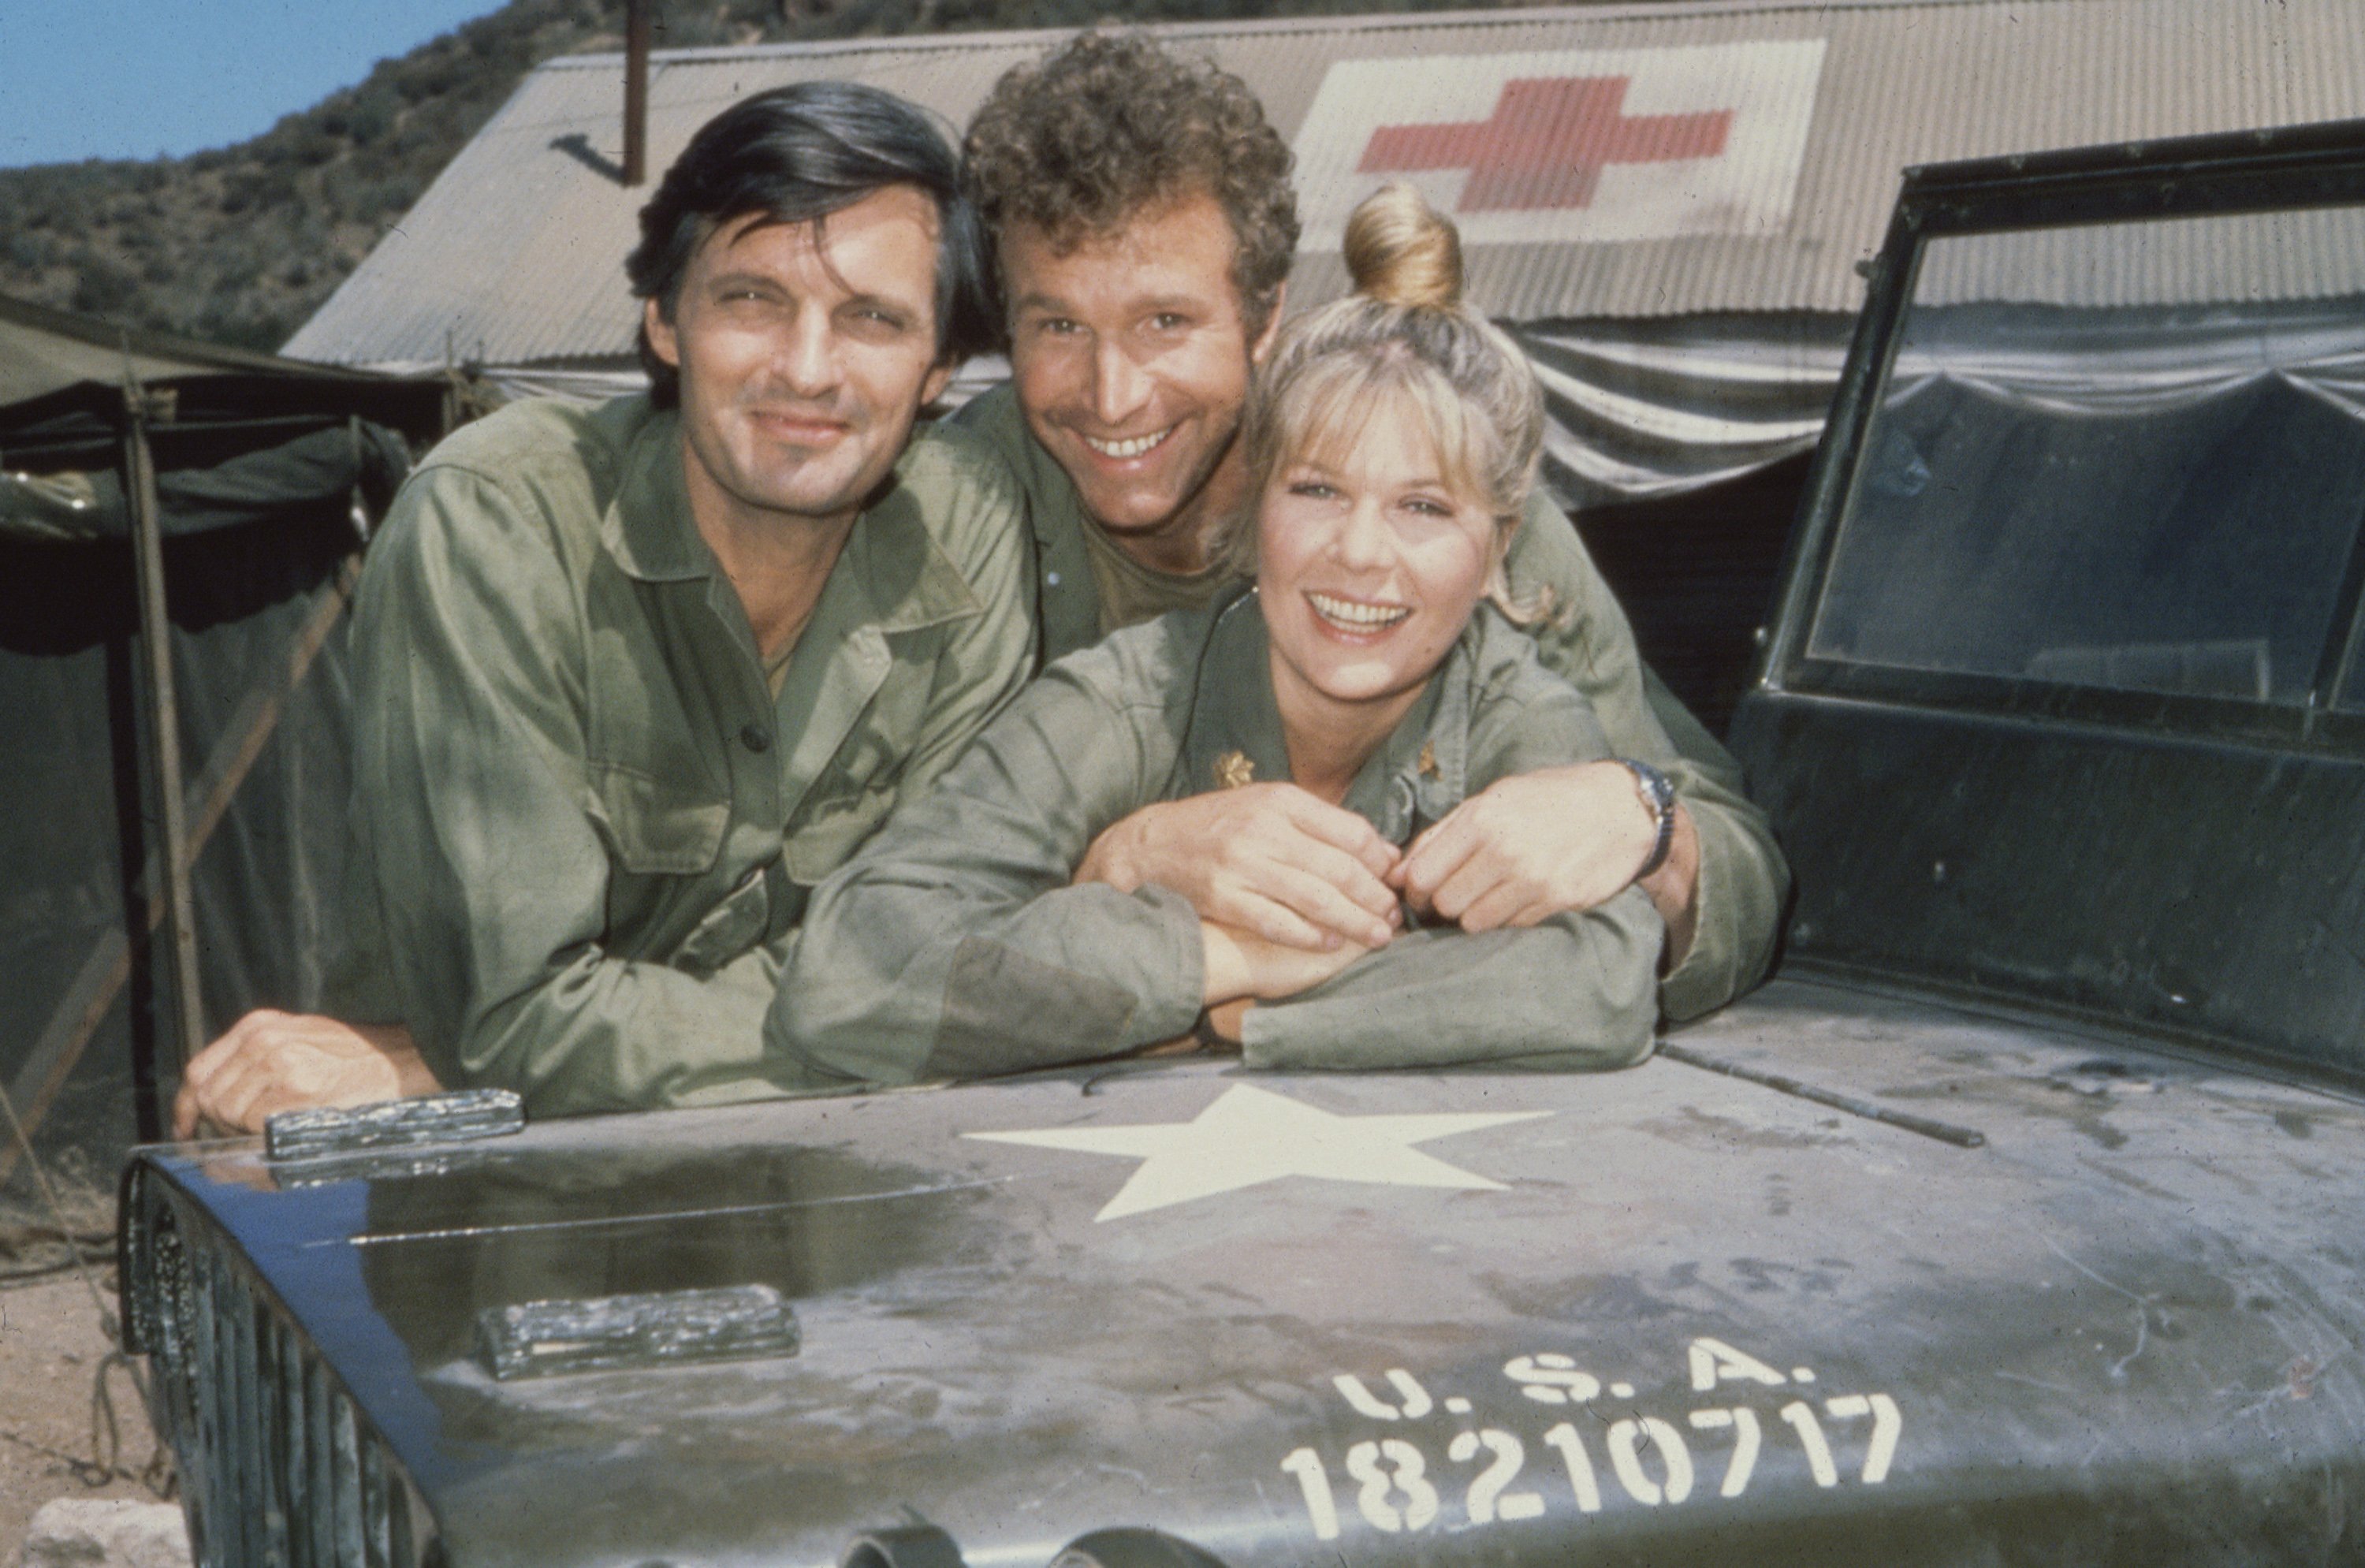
[956,31,1787,1023]
[627,80,998,404]
[176,82,1032,1130]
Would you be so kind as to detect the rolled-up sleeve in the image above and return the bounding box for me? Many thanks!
[1244,678,1662,1072]
[1239,888,1663,1072]
[769,661,1205,1089]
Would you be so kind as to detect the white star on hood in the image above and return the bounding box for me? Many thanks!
[963,1083,1550,1221]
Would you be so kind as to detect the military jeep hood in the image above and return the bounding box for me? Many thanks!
[124,980,2365,1567]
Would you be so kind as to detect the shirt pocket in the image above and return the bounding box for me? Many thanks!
[780,780,899,886]
[778,652,937,884]
[586,760,729,876]
[669,861,772,979]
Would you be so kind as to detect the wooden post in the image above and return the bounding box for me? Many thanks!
[624,0,652,188]
[0,556,363,1178]
[121,366,207,1129]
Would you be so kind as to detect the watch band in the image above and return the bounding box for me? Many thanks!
[1616,758,1677,881]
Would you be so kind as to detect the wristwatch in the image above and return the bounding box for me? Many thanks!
[1616,758,1677,881]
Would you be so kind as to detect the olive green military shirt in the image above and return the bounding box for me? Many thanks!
[769,590,1664,1086]
[329,395,1033,1118]
[948,383,1789,1022]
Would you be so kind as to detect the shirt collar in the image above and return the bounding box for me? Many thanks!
[599,404,710,583]
[1179,587,1294,796]
[1179,587,1482,845]
[826,460,984,635]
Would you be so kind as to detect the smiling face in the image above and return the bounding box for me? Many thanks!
[644,183,953,542]
[1258,393,1506,765]
[1003,191,1281,568]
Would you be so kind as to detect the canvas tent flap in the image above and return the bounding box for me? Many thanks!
[0,291,327,410]
[0,505,367,1201]
[0,420,412,543]
[2,292,445,1216]
[1512,314,1853,508]
[0,291,449,475]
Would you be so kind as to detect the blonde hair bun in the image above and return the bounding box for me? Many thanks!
[1342,183,1463,310]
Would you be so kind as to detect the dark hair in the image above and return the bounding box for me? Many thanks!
[626,80,993,406]
[963,30,1298,338]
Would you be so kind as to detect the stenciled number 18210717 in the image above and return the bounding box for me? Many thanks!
[1278,1339,1902,1542]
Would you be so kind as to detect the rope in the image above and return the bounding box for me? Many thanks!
[0,1075,114,1337]
[0,1073,174,1498]
[0,1227,115,1287]
[0,1422,116,1488]
[96,1350,176,1499]
[0,1359,173,1495]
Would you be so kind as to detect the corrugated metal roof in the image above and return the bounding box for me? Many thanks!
[285,0,2365,368]
[1912,206,2365,309]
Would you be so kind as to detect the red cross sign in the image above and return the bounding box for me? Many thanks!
[1291,42,1826,248]
[1360,76,1734,212]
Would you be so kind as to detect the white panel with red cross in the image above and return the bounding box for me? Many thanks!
[1291,40,1828,249]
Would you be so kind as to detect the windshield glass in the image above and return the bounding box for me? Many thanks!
[1808,205,2365,706]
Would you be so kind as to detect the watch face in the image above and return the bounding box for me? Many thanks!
[1625,759,1674,813]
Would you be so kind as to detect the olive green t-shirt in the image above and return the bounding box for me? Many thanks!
[1074,503,1232,636]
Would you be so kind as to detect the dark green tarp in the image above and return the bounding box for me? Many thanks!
[0,292,445,1231]
[2,422,412,542]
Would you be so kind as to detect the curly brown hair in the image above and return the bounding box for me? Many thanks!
[963,30,1299,334]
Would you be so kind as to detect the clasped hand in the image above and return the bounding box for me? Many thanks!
[1078,762,1671,1032]
[1081,762,1661,941]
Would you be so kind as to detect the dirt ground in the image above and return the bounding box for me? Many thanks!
[1,1216,173,1564]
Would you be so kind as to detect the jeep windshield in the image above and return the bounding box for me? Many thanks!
[1739,125,2365,1083]
[1803,200,2365,721]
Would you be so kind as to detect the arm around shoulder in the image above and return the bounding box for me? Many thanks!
[1639,666,1788,1020]
[769,650,1204,1089]
[1242,664,1661,1073]
[1499,491,1789,1019]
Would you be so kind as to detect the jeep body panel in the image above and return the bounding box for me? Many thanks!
[127,983,2365,1566]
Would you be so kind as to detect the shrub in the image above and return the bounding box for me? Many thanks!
[70,254,140,318]
[347,86,399,147]
[0,230,50,270]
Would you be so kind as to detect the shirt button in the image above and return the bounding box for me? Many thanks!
[739,724,771,754]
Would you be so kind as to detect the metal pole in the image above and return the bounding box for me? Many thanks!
[624,0,652,187]
[121,365,207,1122]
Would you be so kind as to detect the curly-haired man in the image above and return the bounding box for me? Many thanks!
[954,31,1788,1023]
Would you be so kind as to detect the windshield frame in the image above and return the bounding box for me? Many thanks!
[1758,117,2365,753]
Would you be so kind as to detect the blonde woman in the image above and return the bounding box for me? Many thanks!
[766,186,1664,1086]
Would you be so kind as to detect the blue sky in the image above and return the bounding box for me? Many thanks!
[0,1,511,169]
